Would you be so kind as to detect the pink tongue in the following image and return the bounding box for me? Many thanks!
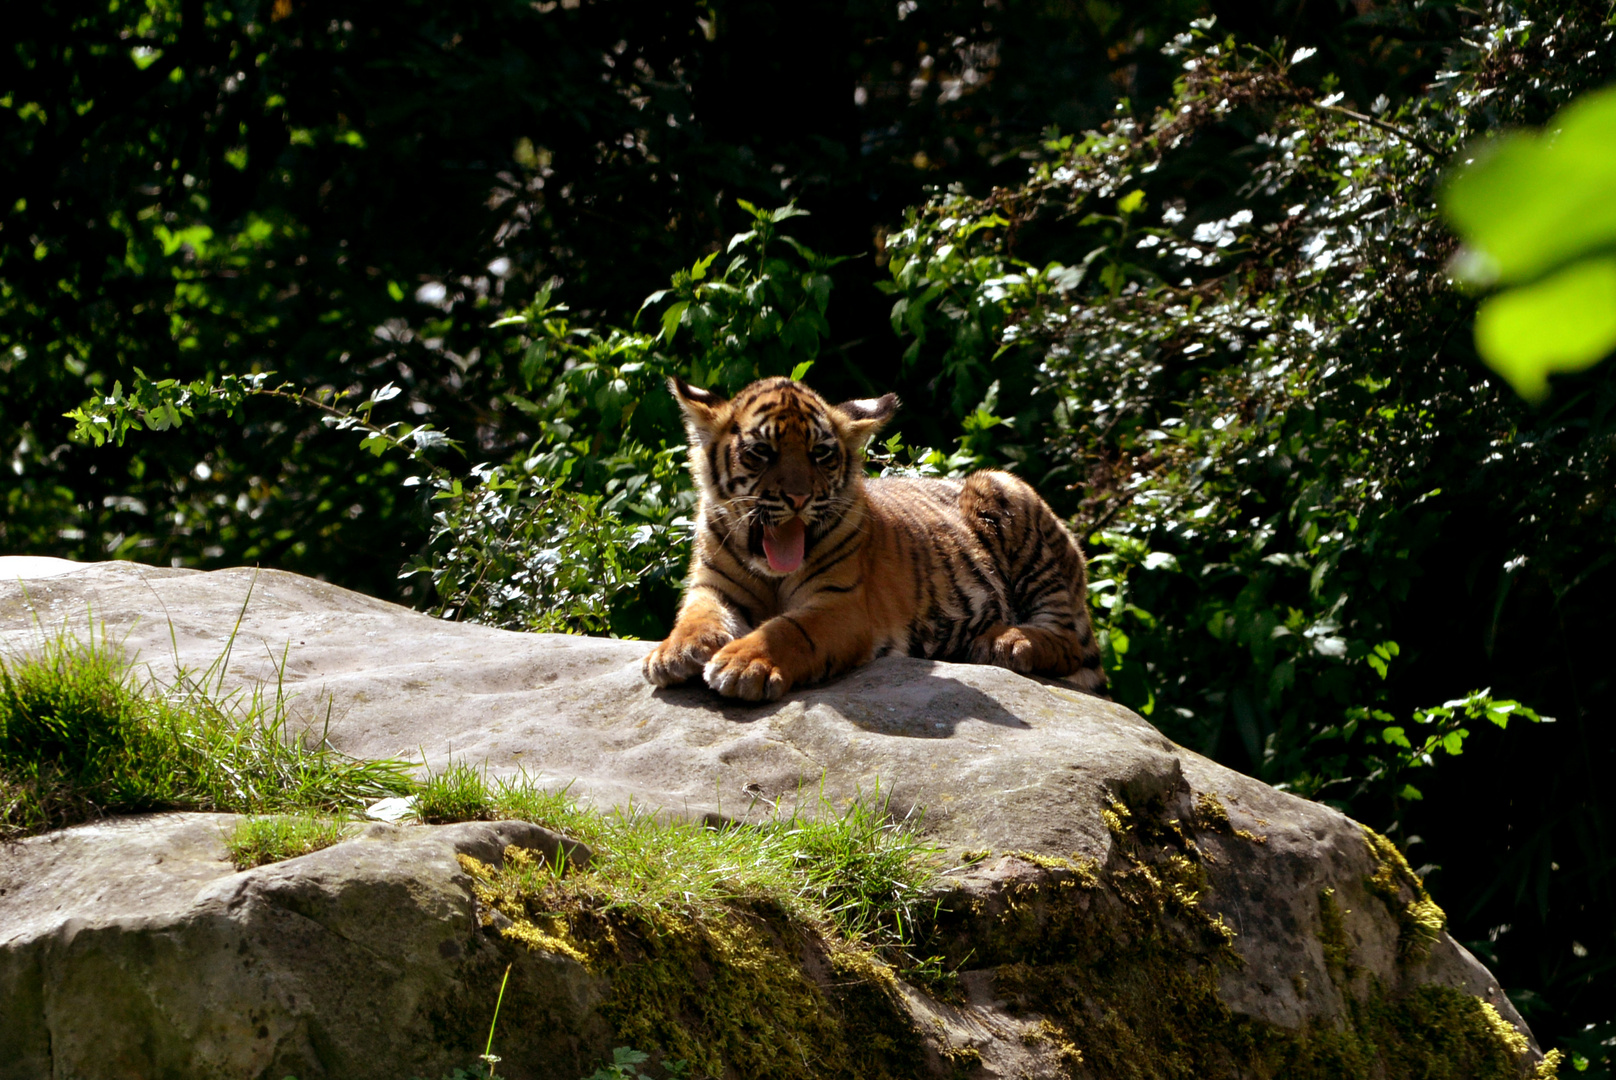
[763,518,806,573]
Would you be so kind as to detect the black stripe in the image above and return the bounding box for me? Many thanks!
[956,557,1003,623]
[704,585,754,623]
[941,579,974,656]
[1021,574,1072,610]
[789,547,859,597]
[905,522,929,654]
[781,615,817,653]
[1009,511,1047,569]
[699,555,751,593]
[1014,556,1065,597]
[704,516,735,546]
[792,526,862,584]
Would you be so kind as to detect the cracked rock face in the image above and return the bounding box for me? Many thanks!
[0,560,1537,1079]
[0,815,597,1079]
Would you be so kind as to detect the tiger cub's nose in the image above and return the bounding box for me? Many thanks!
[784,493,811,513]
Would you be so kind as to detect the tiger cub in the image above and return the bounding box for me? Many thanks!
[641,376,1107,701]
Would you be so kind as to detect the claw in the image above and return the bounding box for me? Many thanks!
[703,640,790,701]
[642,628,734,688]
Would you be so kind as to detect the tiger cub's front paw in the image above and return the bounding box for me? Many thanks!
[703,636,790,702]
[969,624,1036,674]
[643,626,735,688]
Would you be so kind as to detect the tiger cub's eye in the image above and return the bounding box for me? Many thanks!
[811,445,838,464]
[741,441,773,466]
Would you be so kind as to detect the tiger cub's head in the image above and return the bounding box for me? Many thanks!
[669,375,897,576]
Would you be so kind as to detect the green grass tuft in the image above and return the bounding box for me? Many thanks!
[226,813,353,869]
[444,770,939,961]
[416,759,494,823]
[0,619,414,836]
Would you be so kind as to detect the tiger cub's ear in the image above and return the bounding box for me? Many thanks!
[833,393,899,448]
[668,376,729,444]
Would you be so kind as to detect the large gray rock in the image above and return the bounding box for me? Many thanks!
[0,560,1542,1079]
[0,815,594,1079]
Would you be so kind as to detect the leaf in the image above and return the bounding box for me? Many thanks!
[1117,189,1146,215]
[659,301,688,343]
[1474,256,1616,401]
[637,289,670,311]
[1290,46,1318,64]
[771,203,810,222]
[519,341,549,390]
[790,360,815,381]
[1442,85,1616,286]
[689,251,719,281]
[806,272,833,313]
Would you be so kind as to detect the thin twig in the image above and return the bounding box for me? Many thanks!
[1313,103,1444,159]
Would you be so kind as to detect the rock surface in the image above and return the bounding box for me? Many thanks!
[0,815,592,1079]
[0,559,1540,1079]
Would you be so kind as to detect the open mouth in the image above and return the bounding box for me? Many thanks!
[754,516,806,573]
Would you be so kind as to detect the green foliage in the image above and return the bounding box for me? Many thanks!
[872,6,1615,1058]
[1443,86,1616,400]
[458,776,943,1079]
[0,621,166,828]
[413,468,679,635]
[4,0,1208,600]
[579,1047,689,1080]
[67,209,845,636]
[415,760,493,825]
[877,6,1612,808]
[432,769,940,967]
[226,813,351,870]
[0,618,413,835]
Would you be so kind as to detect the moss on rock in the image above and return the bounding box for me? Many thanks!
[1362,825,1447,963]
[457,799,1548,1080]
[931,794,1548,1080]
[459,850,925,1079]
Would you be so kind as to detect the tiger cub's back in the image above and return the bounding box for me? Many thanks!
[861,470,1107,692]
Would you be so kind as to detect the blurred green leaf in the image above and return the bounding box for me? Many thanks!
[1443,85,1616,400]
[1473,257,1616,401]
[1444,86,1616,287]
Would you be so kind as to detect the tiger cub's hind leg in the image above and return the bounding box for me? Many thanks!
[959,471,1108,693]
[970,623,1086,676]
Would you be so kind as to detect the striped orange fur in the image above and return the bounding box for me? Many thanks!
[641,376,1108,701]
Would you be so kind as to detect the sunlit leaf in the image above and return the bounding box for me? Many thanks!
[1474,257,1616,401]
[1443,86,1616,287]
[659,301,688,343]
